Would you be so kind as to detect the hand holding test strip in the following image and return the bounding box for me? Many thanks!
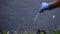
[34,2,51,21]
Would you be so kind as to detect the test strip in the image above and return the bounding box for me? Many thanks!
[34,12,39,21]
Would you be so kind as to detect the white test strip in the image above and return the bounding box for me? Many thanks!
[34,12,39,21]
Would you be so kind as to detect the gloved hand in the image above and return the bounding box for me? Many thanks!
[39,2,51,13]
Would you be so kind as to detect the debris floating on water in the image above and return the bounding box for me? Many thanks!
[52,15,55,19]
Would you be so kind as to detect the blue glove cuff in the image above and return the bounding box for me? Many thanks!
[41,2,51,10]
[39,2,52,13]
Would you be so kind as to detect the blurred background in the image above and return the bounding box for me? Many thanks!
[0,0,60,34]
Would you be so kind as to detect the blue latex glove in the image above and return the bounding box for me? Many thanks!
[39,2,51,13]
